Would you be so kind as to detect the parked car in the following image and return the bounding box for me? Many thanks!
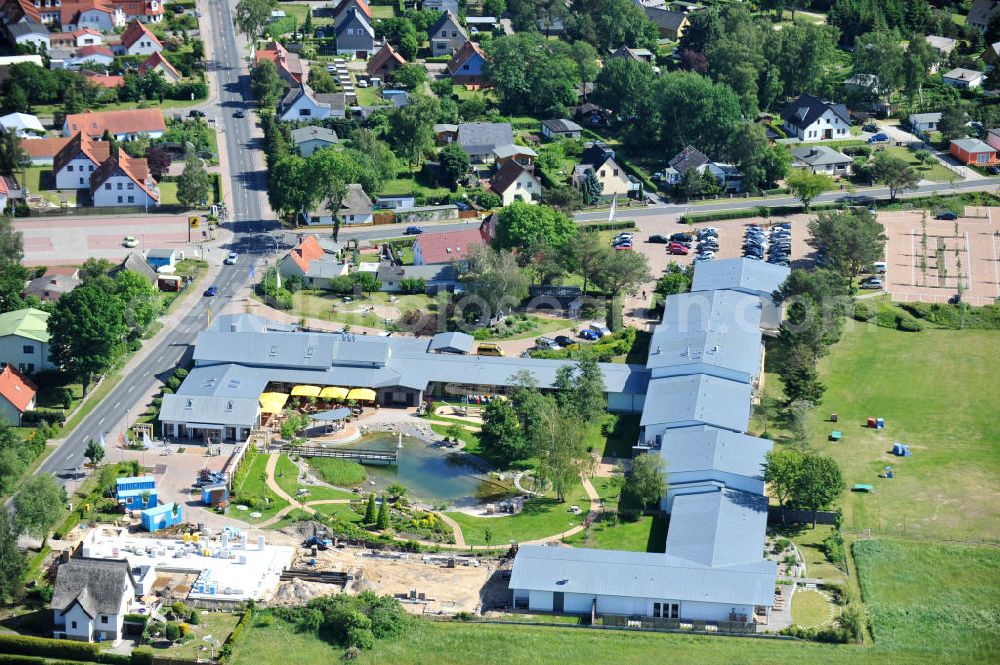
[989,166,1000,175]
[860,277,883,289]
[615,232,634,242]
[204,286,218,297]
[404,226,423,234]
[669,232,693,242]
[776,222,792,229]
[867,133,890,144]
[189,109,206,118]
[669,245,689,255]
[122,236,138,248]
[862,123,878,132]
[224,252,238,265]
[535,337,561,351]
[614,243,633,251]
[935,210,958,220]
[648,234,668,244]
[554,335,575,348]
[476,343,505,357]
[579,328,600,341]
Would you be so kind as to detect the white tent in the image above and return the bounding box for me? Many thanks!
[0,112,45,136]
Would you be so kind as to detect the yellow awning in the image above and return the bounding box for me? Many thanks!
[347,388,377,402]
[319,386,350,400]
[291,385,321,397]
[259,392,289,414]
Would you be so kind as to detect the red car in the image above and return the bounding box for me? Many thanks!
[614,242,633,250]
[668,243,689,255]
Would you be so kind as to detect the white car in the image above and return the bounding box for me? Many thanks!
[122,236,138,248]
[224,252,238,265]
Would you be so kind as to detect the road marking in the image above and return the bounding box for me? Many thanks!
[910,228,916,286]
[128,385,135,393]
[157,355,165,363]
[964,230,973,290]
[98,417,105,425]
[113,402,120,409]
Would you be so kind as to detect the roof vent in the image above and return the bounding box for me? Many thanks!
[185,399,193,409]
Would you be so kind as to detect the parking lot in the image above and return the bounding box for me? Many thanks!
[879,208,1000,306]
[14,214,196,266]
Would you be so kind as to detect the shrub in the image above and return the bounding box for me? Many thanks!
[173,367,189,380]
[164,621,181,641]
[852,301,873,322]
[823,531,845,565]
[20,408,66,426]
[165,375,182,391]
[130,648,155,665]
[188,610,201,625]
[0,634,100,661]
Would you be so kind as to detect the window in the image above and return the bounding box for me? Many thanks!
[463,64,469,70]
[101,616,108,624]
[978,153,989,164]
[22,345,33,353]
[127,196,134,203]
[613,169,619,176]
[67,165,73,171]
[71,621,77,629]
[79,177,84,184]
[117,182,123,190]
[89,165,94,171]
[105,183,111,190]
[117,195,123,203]
[127,182,135,190]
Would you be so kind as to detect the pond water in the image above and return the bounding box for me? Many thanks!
[342,434,514,506]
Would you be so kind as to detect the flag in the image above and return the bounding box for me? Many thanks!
[609,195,617,223]
[99,432,106,449]
[275,268,281,291]
[142,431,153,449]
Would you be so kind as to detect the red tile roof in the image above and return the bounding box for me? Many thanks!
[61,0,117,27]
[76,45,114,59]
[120,19,161,50]
[332,0,371,20]
[112,0,163,18]
[90,147,157,201]
[366,43,405,77]
[65,108,166,137]
[81,69,124,88]
[3,0,41,24]
[53,131,112,174]
[414,228,484,265]
[0,364,37,414]
[255,40,303,83]
[289,235,325,272]
[22,137,71,161]
[446,40,486,76]
[139,51,180,79]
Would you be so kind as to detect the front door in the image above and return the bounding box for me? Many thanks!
[553,592,564,613]
[823,128,833,140]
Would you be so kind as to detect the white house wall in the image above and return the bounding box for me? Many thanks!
[0,334,53,372]
[55,157,99,189]
[93,174,156,207]
[527,590,553,611]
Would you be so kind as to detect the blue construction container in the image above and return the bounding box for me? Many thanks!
[116,476,157,509]
[141,502,183,531]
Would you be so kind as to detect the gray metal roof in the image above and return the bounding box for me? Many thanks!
[646,323,762,380]
[690,258,790,298]
[159,394,260,426]
[951,137,994,153]
[908,112,942,123]
[428,331,474,354]
[640,374,751,432]
[375,263,457,283]
[509,545,776,607]
[665,488,769,567]
[173,364,268,399]
[659,425,772,480]
[193,331,337,369]
[541,118,582,133]
[209,313,297,334]
[791,145,852,167]
[457,122,514,156]
[659,289,762,332]
[290,125,338,145]
[51,558,134,616]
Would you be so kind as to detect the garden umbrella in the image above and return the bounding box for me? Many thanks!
[291,385,322,397]
[319,386,350,400]
[347,388,377,402]
[259,392,289,413]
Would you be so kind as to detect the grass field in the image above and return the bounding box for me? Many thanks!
[879,146,955,183]
[563,514,665,553]
[306,456,367,488]
[445,478,591,546]
[231,452,287,524]
[153,612,240,660]
[791,589,833,628]
[800,326,1000,542]
[854,539,1000,660]
[273,453,356,500]
[232,613,976,665]
[284,290,438,328]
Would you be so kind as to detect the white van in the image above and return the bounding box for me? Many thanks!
[872,261,887,274]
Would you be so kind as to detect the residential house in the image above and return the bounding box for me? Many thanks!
[790,145,853,176]
[112,0,163,24]
[662,145,743,192]
[908,112,941,133]
[540,118,582,141]
[376,263,459,294]
[430,10,467,56]
[571,142,636,197]
[493,143,537,168]
[53,131,111,189]
[455,121,513,162]
[374,194,415,210]
[0,363,36,425]
[490,161,541,206]
[644,6,688,40]
[277,83,346,122]
[412,227,483,265]
[116,19,160,55]
[366,43,405,81]
[780,94,850,142]
[5,21,50,50]
[572,101,607,126]
[331,0,371,26]
[608,46,653,64]
[925,35,956,73]
[277,234,348,288]
[986,127,1000,151]
[22,136,70,166]
[950,137,998,165]
[254,40,303,85]
[984,41,1000,67]
[90,147,159,207]
[423,0,458,14]
[0,307,53,374]
[299,183,372,225]
[942,67,985,89]
[145,247,179,269]
[434,123,458,143]
[334,7,374,57]
[61,0,124,32]
[290,125,338,157]
[80,69,124,88]
[23,273,80,302]
[446,39,486,85]
[969,0,1000,31]
[51,558,136,644]
[64,108,166,140]
[138,51,179,81]
[50,28,103,48]
[68,45,114,68]
[0,111,44,137]
[0,174,18,211]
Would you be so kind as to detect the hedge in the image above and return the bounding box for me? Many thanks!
[217,608,254,663]
[20,408,67,426]
[578,220,636,232]
[0,635,100,662]
[679,203,841,223]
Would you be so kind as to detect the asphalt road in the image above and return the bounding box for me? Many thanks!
[33,0,270,492]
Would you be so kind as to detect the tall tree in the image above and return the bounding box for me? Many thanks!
[762,449,802,522]
[479,398,527,465]
[625,452,666,511]
[484,33,580,117]
[592,57,655,121]
[786,170,833,209]
[144,145,172,180]
[84,438,105,466]
[726,123,790,193]
[807,209,888,279]
[553,356,606,425]
[176,155,212,209]
[49,283,127,394]
[653,71,743,156]
[493,202,577,253]
[938,106,968,141]
[0,128,27,176]
[531,396,591,502]
[793,454,845,528]
[871,151,919,202]
[0,214,24,268]
[564,231,608,296]
[0,510,25,603]
[234,0,274,43]
[852,30,906,103]
[592,248,652,330]
[437,143,469,190]
[375,495,389,529]
[458,246,530,315]
[387,94,437,168]
[250,60,284,108]
[14,474,64,547]
[115,269,162,336]
[268,154,311,221]
[570,0,658,52]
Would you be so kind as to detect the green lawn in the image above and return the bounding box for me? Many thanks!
[801,326,1000,542]
[305,456,367,488]
[230,452,288,524]
[445,478,591,546]
[23,167,79,206]
[476,314,577,341]
[771,523,847,583]
[232,613,977,665]
[273,453,357,500]
[151,612,240,660]
[563,515,665,553]
[791,589,834,628]
[880,146,955,183]
[354,85,388,107]
[370,5,395,18]
[277,290,439,329]
[855,539,1000,660]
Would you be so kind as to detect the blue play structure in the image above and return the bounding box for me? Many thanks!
[892,442,912,456]
[876,418,885,429]
[116,476,157,509]
[141,502,183,531]
[883,465,894,479]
